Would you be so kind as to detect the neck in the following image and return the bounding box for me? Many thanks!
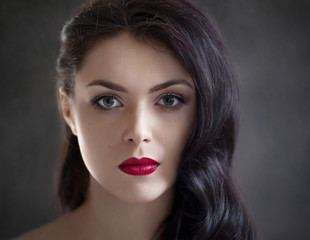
[75,177,174,240]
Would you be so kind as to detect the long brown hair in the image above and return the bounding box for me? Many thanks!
[56,0,256,239]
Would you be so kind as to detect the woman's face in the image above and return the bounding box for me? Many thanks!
[61,32,196,203]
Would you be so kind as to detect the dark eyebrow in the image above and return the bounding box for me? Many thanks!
[86,79,194,93]
[86,79,128,93]
[148,79,194,93]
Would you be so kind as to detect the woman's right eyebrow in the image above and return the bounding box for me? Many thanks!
[86,79,128,93]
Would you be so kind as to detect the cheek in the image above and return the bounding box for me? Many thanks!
[73,109,122,163]
[74,101,121,140]
[74,113,124,185]
[162,107,195,140]
[154,109,195,161]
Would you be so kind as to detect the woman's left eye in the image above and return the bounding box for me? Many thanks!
[157,94,185,109]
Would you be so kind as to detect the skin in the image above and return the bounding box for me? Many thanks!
[14,32,196,240]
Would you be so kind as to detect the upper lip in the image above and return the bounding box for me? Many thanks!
[119,157,159,166]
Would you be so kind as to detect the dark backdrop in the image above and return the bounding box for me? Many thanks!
[1,0,309,239]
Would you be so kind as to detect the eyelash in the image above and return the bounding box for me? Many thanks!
[91,93,186,111]
[156,93,185,110]
[91,94,123,111]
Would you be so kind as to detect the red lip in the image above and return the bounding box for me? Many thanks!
[119,157,159,176]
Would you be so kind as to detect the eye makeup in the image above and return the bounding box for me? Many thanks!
[91,94,123,111]
[156,93,186,110]
[90,91,188,112]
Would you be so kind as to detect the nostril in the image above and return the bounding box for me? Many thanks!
[126,138,150,143]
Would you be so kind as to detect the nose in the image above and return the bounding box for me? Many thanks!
[122,105,152,144]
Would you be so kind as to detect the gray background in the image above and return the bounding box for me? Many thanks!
[0,0,309,239]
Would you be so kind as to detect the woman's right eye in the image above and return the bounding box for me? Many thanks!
[92,95,122,110]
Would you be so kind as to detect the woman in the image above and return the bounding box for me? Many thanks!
[15,0,256,239]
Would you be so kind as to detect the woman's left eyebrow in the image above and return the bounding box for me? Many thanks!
[149,79,194,93]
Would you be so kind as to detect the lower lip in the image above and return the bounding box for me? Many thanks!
[119,158,159,176]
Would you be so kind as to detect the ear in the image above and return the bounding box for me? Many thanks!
[58,87,77,136]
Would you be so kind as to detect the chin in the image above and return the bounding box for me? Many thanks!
[90,175,175,204]
[120,192,165,204]
[107,181,175,205]
[120,186,172,204]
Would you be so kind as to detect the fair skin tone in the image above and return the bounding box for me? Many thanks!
[14,32,196,240]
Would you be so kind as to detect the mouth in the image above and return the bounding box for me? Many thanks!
[118,157,160,176]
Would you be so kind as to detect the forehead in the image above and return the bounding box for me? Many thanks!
[75,32,193,90]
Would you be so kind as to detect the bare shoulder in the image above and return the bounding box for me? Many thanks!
[12,213,73,240]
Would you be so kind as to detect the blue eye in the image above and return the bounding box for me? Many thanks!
[92,95,122,110]
[157,94,185,109]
